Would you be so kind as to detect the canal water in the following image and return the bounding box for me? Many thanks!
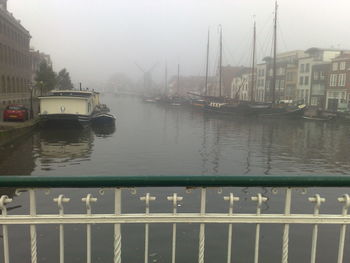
[1,95,350,262]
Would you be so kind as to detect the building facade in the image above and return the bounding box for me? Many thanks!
[264,50,305,103]
[0,0,32,109]
[325,53,350,112]
[310,62,330,109]
[296,48,341,105]
[255,63,266,102]
[230,68,252,101]
[285,64,298,101]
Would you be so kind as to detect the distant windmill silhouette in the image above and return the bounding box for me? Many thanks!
[135,62,158,91]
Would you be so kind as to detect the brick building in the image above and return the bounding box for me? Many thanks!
[325,53,350,112]
[309,62,330,109]
[0,0,32,109]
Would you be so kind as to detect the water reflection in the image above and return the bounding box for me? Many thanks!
[0,134,36,175]
[91,123,116,137]
[1,97,350,175]
[196,113,350,175]
[36,127,94,160]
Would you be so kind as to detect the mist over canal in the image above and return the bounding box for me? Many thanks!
[1,95,350,176]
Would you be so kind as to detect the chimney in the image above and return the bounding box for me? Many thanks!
[0,0,7,10]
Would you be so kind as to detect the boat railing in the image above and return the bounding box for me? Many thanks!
[1,175,350,263]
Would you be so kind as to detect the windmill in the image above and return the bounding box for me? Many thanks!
[135,62,158,92]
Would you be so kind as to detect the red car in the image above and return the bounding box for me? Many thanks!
[3,104,29,121]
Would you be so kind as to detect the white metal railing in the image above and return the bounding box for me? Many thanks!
[0,176,350,263]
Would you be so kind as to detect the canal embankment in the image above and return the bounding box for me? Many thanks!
[0,119,39,147]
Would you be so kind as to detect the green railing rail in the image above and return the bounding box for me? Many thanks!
[0,175,350,188]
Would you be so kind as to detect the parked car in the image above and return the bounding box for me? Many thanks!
[3,104,29,121]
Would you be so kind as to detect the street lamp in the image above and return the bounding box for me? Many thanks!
[29,84,34,119]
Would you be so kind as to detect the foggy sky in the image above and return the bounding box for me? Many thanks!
[8,0,350,88]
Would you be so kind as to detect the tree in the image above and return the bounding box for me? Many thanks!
[56,68,74,90]
[35,61,57,95]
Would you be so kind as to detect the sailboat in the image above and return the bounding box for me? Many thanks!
[190,29,211,108]
[253,1,306,118]
[205,2,306,118]
[203,24,269,116]
[203,25,232,113]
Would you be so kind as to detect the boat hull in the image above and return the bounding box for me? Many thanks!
[39,113,91,127]
[91,113,116,125]
[204,103,306,118]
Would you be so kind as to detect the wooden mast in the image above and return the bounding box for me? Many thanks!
[205,29,210,96]
[272,1,278,104]
[165,62,168,96]
[177,64,180,95]
[250,20,256,102]
[219,25,223,98]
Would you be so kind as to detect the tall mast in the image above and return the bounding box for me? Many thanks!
[177,64,180,95]
[205,29,210,96]
[219,25,223,98]
[272,1,278,104]
[250,20,256,102]
[165,62,168,96]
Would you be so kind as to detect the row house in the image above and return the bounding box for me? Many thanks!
[261,50,304,103]
[255,63,266,102]
[310,62,330,109]
[325,53,350,112]
[230,68,252,101]
[297,48,342,105]
[285,64,298,101]
[210,65,247,98]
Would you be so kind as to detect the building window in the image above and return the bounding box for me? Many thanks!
[314,72,319,80]
[340,62,346,70]
[305,64,310,72]
[338,73,346,86]
[286,72,291,81]
[305,76,309,85]
[299,76,304,85]
[311,97,318,106]
[300,64,305,73]
[332,62,338,71]
[330,74,337,87]
[320,72,325,80]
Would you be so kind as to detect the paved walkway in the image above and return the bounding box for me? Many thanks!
[0,118,39,131]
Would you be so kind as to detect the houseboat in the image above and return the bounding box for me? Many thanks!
[39,90,100,126]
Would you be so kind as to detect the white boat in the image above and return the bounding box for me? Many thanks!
[39,90,100,126]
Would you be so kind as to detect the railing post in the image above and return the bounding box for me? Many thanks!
[29,189,38,263]
[337,194,350,263]
[167,193,183,263]
[252,193,267,263]
[140,193,156,263]
[82,194,97,263]
[282,188,292,263]
[224,193,239,263]
[0,195,12,263]
[198,188,206,263]
[309,194,325,263]
[54,194,70,263]
[114,188,122,263]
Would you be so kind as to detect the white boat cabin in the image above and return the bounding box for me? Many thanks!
[39,90,100,116]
